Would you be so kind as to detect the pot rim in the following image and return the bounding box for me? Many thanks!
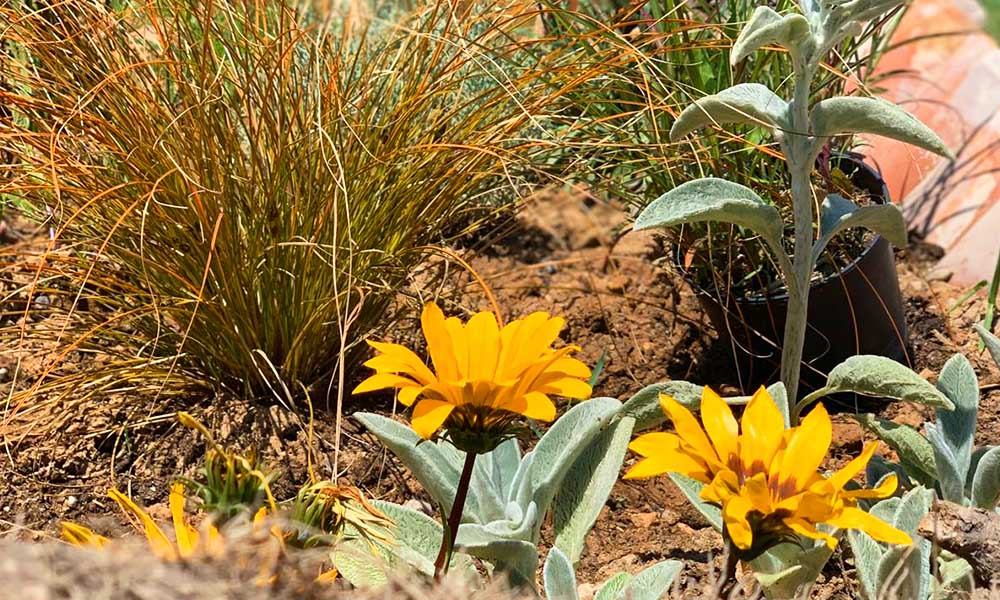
[673,152,891,306]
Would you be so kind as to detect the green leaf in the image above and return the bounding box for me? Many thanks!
[543,547,580,600]
[768,381,791,429]
[670,84,790,141]
[633,178,783,260]
[971,445,1000,508]
[356,413,476,521]
[731,6,812,64]
[812,194,907,265]
[843,0,909,23]
[472,438,521,523]
[553,416,635,563]
[459,535,539,589]
[847,524,885,599]
[936,553,974,595]
[974,323,1000,369]
[926,423,967,503]
[594,572,632,600]
[669,473,722,529]
[810,97,952,158]
[891,486,933,535]
[753,542,833,599]
[822,356,954,410]
[370,500,475,577]
[332,540,389,589]
[620,380,702,431]
[854,414,937,488]
[934,354,979,485]
[624,560,683,600]
[526,398,623,536]
[876,544,923,600]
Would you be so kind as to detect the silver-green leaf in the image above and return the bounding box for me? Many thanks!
[553,416,635,563]
[594,572,632,600]
[732,7,812,65]
[812,193,907,264]
[926,423,966,504]
[620,380,702,431]
[810,97,952,158]
[633,178,783,261]
[543,547,580,600]
[669,473,722,529]
[670,84,790,141]
[975,323,1000,369]
[934,354,979,486]
[823,355,955,410]
[624,560,683,600]
[853,414,937,488]
[971,445,1000,509]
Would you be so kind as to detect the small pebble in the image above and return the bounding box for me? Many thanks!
[65,496,77,508]
[0,367,8,382]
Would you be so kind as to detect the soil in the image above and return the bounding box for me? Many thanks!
[1,189,999,598]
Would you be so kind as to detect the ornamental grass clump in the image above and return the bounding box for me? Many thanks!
[0,0,581,425]
[354,302,593,579]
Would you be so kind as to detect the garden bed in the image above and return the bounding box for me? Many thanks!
[2,190,997,598]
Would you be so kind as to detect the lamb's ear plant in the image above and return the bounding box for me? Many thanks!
[356,397,633,587]
[852,326,1000,512]
[543,546,683,600]
[847,485,976,599]
[635,0,952,402]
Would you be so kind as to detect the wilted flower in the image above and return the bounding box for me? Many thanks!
[63,483,223,560]
[625,386,911,558]
[353,302,591,453]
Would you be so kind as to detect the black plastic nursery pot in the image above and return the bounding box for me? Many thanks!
[684,155,909,399]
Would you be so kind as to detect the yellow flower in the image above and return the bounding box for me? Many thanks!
[625,386,911,557]
[110,482,224,560]
[60,521,110,548]
[353,302,592,453]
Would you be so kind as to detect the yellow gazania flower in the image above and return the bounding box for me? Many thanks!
[624,386,911,557]
[110,482,224,560]
[353,302,592,453]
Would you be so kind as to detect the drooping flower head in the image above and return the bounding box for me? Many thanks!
[625,386,911,559]
[353,302,592,453]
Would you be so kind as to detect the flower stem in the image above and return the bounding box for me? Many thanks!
[714,537,740,599]
[433,451,476,581]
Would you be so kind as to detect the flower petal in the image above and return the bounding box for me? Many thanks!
[536,376,592,399]
[701,469,739,505]
[628,432,683,458]
[421,303,460,381]
[352,373,420,395]
[365,340,436,385]
[742,472,773,514]
[108,488,176,560]
[825,506,913,546]
[547,357,592,379]
[774,403,831,496]
[783,516,838,549]
[410,399,455,440]
[465,311,501,381]
[722,494,755,550]
[739,386,785,478]
[398,386,422,407]
[169,483,196,558]
[624,436,711,482]
[700,387,739,469]
[504,391,556,421]
[660,393,721,469]
[844,473,899,500]
[827,441,880,490]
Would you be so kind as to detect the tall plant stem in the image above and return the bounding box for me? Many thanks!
[433,451,477,581]
[779,56,818,404]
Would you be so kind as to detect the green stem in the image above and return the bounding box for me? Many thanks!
[433,451,476,581]
[779,54,818,407]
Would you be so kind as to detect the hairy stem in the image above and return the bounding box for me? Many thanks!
[433,451,477,581]
[779,56,818,406]
[713,537,741,599]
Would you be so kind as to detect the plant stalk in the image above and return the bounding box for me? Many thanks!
[433,451,477,581]
[779,55,818,405]
[713,537,740,599]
